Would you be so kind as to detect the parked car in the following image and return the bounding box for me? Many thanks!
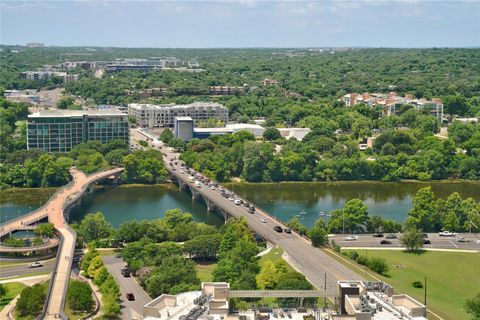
[373,233,384,238]
[274,226,283,233]
[385,233,397,239]
[380,240,392,245]
[126,293,135,301]
[284,228,292,234]
[344,235,358,241]
[439,231,457,237]
[29,262,43,268]
[121,268,131,277]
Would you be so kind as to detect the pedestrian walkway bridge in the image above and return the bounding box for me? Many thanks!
[229,290,337,298]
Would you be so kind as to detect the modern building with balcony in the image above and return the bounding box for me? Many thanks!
[128,102,228,128]
[27,110,129,152]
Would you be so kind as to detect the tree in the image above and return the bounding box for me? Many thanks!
[184,234,221,261]
[263,127,281,141]
[16,282,47,317]
[242,142,275,182]
[160,128,174,144]
[276,272,315,307]
[466,293,480,320]
[327,199,369,234]
[163,209,193,229]
[257,260,278,289]
[78,212,114,243]
[67,280,94,313]
[102,294,121,318]
[34,223,54,237]
[400,227,424,252]
[87,255,104,278]
[407,187,439,232]
[286,216,308,235]
[309,219,328,247]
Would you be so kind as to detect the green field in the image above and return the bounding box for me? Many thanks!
[0,282,26,311]
[336,249,480,320]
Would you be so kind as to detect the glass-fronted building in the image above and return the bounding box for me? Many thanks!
[27,110,129,152]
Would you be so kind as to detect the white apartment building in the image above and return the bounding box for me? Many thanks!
[128,102,228,128]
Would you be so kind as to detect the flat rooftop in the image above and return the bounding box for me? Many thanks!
[175,116,194,121]
[28,110,128,118]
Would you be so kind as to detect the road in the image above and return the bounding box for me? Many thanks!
[137,132,362,293]
[0,260,55,278]
[102,255,151,320]
[329,233,480,251]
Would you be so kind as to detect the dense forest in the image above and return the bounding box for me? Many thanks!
[1,46,479,185]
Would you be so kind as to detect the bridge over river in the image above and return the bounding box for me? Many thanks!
[159,143,363,295]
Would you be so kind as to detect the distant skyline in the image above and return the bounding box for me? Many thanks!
[1,0,479,48]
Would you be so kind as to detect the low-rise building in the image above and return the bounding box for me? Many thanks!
[4,90,39,104]
[342,92,444,121]
[277,128,311,141]
[27,110,129,152]
[20,71,79,83]
[262,78,279,86]
[128,102,228,128]
[209,85,245,95]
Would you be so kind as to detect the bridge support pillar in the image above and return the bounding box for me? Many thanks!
[113,174,120,185]
[205,199,217,212]
[191,188,201,200]
[88,184,95,194]
[76,198,82,207]
[178,180,186,191]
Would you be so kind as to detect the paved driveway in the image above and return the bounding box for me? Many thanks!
[102,255,151,320]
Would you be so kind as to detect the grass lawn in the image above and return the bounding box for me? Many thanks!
[259,247,294,273]
[0,282,26,311]
[196,262,217,282]
[336,249,480,320]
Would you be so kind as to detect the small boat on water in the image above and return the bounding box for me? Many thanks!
[299,209,307,215]
[318,211,325,216]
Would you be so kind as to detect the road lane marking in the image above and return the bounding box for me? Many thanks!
[449,240,458,248]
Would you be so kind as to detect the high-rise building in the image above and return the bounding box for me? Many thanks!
[128,102,228,128]
[27,110,129,152]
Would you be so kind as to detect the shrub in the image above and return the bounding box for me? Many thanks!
[16,282,47,317]
[348,251,359,261]
[139,140,148,147]
[412,281,423,288]
[367,257,389,275]
[356,255,368,266]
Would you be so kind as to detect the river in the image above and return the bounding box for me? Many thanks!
[1,182,479,229]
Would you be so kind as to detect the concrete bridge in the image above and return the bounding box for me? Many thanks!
[0,167,123,320]
[162,147,363,296]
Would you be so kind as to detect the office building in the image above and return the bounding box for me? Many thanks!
[27,110,129,152]
[174,117,194,142]
[128,102,228,128]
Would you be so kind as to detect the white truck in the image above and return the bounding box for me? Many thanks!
[439,231,457,237]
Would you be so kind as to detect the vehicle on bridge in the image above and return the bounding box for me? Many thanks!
[345,235,358,241]
[385,233,397,239]
[274,226,283,233]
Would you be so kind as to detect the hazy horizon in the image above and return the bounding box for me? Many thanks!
[1,1,479,48]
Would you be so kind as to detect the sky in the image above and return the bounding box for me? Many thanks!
[1,0,479,48]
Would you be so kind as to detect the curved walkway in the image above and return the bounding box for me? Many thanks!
[0,237,60,253]
[44,167,123,319]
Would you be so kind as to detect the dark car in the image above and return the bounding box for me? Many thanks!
[423,239,431,245]
[250,205,255,211]
[72,256,82,263]
[121,268,131,277]
[380,240,391,245]
[373,233,384,238]
[248,208,255,214]
[244,202,250,208]
[274,226,283,233]
[126,293,135,301]
[284,228,292,234]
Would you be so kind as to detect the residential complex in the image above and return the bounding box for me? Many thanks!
[27,110,129,152]
[128,102,228,128]
[20,71,79,83]
[209,85,246,95]
[106,58,200,72]
[342,92,444,121]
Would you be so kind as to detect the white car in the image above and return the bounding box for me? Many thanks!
[210,186,216,190]
[234,199,241,205]
[260,218,267,223]
[228,197,235,201]
[439,231,457,237]
[29,262,43,268]
[344,235,358,241]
